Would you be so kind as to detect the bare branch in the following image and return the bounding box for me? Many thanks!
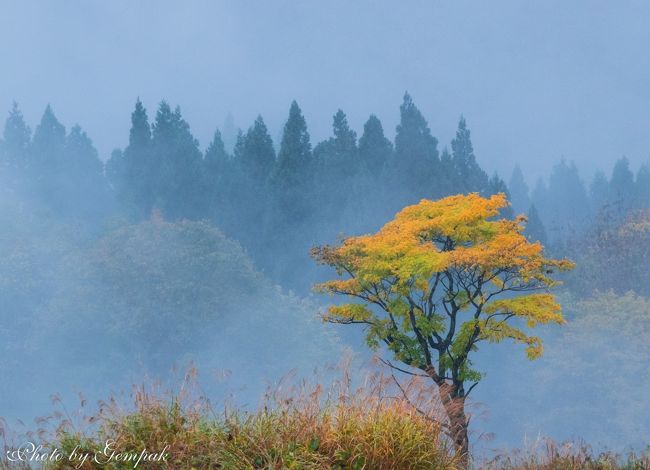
[377,357,430,378]
[386,368,451,431]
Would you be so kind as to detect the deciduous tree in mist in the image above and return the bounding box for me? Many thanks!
[311,193,573,466]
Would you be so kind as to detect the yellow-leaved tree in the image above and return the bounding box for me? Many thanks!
[311,193,573,465]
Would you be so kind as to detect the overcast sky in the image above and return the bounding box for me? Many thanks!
[1,0,649,183]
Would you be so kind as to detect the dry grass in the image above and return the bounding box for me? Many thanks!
[480,438,650,470]
[2,363,648,469]
[4,362,458,469]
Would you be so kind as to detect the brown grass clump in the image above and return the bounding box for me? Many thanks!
[12,364,458,469]
[3,365,648,469]
[481,437,650,470]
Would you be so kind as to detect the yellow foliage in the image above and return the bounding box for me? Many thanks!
[474,319,545,359]
[484,294,565,328]
[313,193,573,294]
[323,303,373,323]
[312,193,574,381]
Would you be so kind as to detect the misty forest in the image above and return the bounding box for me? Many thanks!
[2,2,650,469]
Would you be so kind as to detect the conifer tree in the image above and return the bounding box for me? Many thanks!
[635,164,650,209]
[530,177,549,232]
[436,147,456,197]
[589,170,610,213]
[451,116,488,194]
[271,101,313,223]
[109,98,154,217]
[508,164,530,215]
[349,114,396,227]
[63,124,109,216]
[129,99,152,149]
[28,105,107,216]
[485,173,514,218]
[32,104,66,170]
[232,129,245,162]
[202,129,234,226]
[204,129,230,192]
[239,116,275,184]
[227,117,277,248]
[274,102,311,182]
[525,204,548,246]
[65,125,103,177]
[313,109,358,212]
[105,148,125,194]
[260,101,316,287]
[1,102,31,173]
[609,156,635,211]
[531,177,547,209]
[394,93,439,199]
[358,114,392,177]
[544,160,590,242]
[330,109,358,169]
[151,102,203,220]
[30,105,66,203]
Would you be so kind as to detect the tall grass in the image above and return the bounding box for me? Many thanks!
[480,438,650,470]
[2,363,648,469]
[4,364,457,469]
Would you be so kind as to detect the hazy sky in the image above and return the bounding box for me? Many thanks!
[1,0,649,183]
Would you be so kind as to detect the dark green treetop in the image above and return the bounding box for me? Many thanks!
[239,115,275,184]
[525,204,548,246]
[358,114,392,176]
[508,164,530,215]
[2,102,31,168]
[394,93,439,197]
[451,116,488,194]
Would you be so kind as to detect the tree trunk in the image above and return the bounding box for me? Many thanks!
[448,402,469,469]
[438,384,470,468]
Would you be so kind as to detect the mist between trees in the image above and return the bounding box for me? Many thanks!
[1,93,649,453]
